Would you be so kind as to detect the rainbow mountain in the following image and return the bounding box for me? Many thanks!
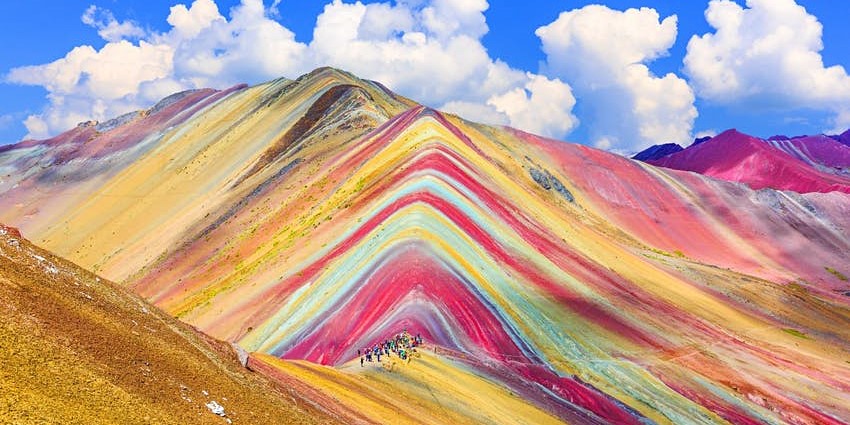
[2,67,850,424]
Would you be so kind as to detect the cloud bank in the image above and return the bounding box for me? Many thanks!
[6,0,576,141]
[684,0,850,131]
[536,5,697,152]
[5,0,848,152]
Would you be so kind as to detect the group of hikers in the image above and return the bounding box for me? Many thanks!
[358,330,424,367]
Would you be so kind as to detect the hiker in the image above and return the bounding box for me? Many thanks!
[355,330,426,369]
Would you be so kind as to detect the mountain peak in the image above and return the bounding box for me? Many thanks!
[631,142,683,161]
[713,128,747,139]
[298,66,360,82]
[3,66,850,424]
[643,127,850,193]
[839,129,850,146]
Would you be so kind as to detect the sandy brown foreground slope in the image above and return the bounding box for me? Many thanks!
[0,224,342,425]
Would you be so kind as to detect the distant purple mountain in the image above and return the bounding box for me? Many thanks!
[692,136,713,146]
[837,130,850,147]
[631,142,683,161]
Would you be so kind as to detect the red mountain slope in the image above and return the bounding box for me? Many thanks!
[648,129,850,194]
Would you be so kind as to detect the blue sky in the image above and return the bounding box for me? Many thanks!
[1,0,849,153]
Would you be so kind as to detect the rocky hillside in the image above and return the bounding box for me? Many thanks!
[0,224,340,424]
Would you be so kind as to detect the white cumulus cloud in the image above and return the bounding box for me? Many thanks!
[684,0,850,132]
[487,73,578,138]
[6,0,310,139]
[5,0,578,142]
[7,41,173,137]
[306,0,576,137]
[536,5,697,152]
[82,5,148,42]
[166,0,224,38]
[167,0,309,89]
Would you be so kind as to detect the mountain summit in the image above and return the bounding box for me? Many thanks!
[2,68,850,424]
[635,129,850,194]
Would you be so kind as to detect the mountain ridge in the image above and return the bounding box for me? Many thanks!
[635,128,850,194]
[2,67,850,424]
[0,223,342,424]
